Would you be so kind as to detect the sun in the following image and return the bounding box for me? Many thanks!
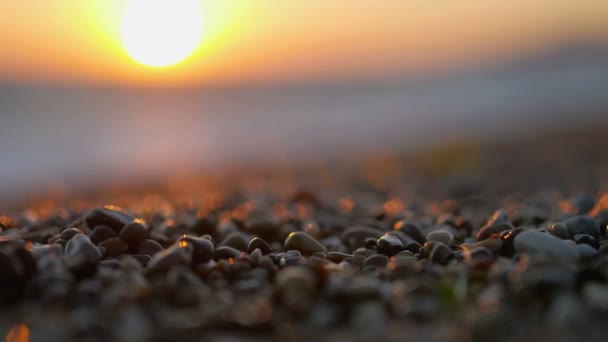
[121,0,203,68]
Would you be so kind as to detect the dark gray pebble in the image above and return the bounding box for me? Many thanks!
[563,215,600,239]
[137,239,164,256]
[84,207,134,233]
[284,232,327,255]
[89,225,117,245]
[60,228,83,241]
[119,221,148,245]
[247,237,271,255]
[99,237,128,257]
[377,233,404,256]
[178,235,214,264]
[147,243,193,273]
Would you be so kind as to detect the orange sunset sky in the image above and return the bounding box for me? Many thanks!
[1,0,608,87]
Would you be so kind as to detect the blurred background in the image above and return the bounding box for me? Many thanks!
[1,0,608,201]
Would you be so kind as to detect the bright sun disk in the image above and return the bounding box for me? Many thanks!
[121,0,203,68]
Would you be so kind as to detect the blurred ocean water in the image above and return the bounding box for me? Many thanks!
[1,45,608,193]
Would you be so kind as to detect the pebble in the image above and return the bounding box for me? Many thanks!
[563,215,600,239]
[426,230,455,246]
[89,225,118,245]
[177,235,214,264]
[119,221,148,245]
[99,238,128,257]
[476,222,514,241]
[60,228,84,241]
[147,243,193,273]
[547,222,570,239]
[376,233,404,256]
[363,254,389,269]
[218,231,251,251]
[5,177,608,340]
[247,237,271,255]
[284,232,327,255]
[136,239,163,257]
[513,230,579,264]
[341,226,384,251]
[84,207,134,233]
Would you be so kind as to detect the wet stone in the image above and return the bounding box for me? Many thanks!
[284,232,327,255]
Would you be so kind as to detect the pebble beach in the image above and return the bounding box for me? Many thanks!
[1,125,608,342]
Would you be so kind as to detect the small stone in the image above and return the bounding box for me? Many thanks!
[514,230,579,264]
[429,243,454,265]
[177,235,214,264]
[327,252,352,263]
[548,222,570,239]
[573,234,599,249]
[247,237,271,255]
[244,210,280,242]
[89,225,117,245]
[363,254,389,269]
[99,238,128,257]
[84,206,134,233]
[275,267,318,313]
[147,243,193,273]
[578,244,598,261]
[64,234,103,277]
[394,222,425,244]
[60,228,83,241]
[426,230,454,246]
[563,215,600,239]
[341,226,384,251]
[31,244,63,260]
[128,254,152,267]
[213,246,242,260]
[284,232,327,255]
[218,231,251,251]
[65,234,102,264]
[377,234,404,256]
[137,239,163,257]
[476,223,514,241]
[119,221,148,245]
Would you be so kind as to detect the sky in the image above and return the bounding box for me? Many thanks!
[1,0,608,87]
